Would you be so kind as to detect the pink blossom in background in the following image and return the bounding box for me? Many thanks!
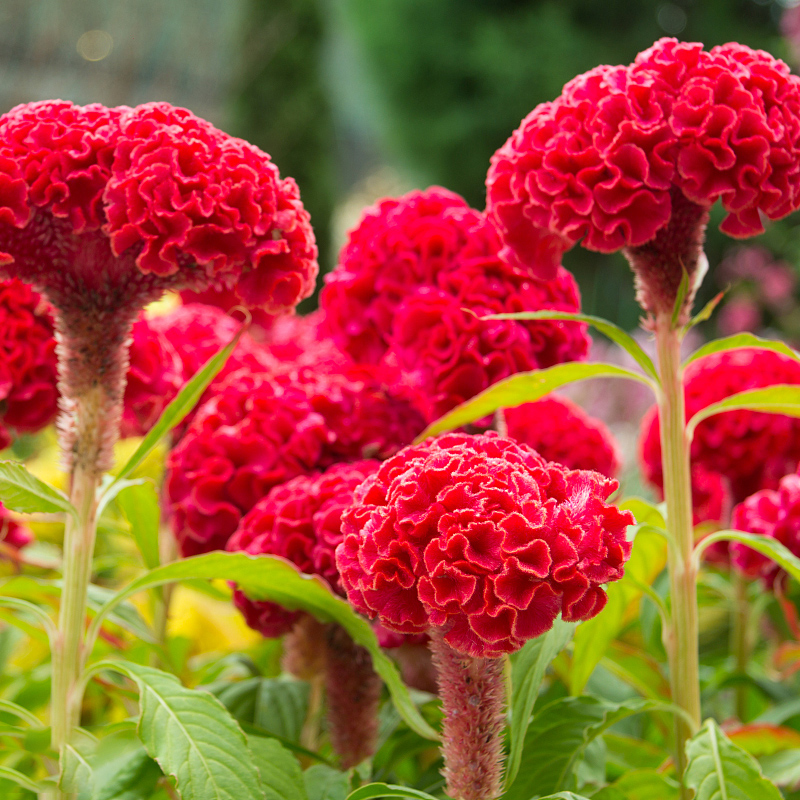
[337,432,632,657]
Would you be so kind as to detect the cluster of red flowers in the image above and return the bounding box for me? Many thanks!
[321,187,589,419]
[337,432,633,657]
[640,348,800,523]
[487,38,800,281]
[0,278,58,447]
[227,460,380,637]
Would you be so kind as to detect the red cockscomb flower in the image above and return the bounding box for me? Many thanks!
[730,471,800,586]
[321,187,588,419]
[179,285,281,337]
[487,39,800,318]
[337,432,633,658]
[165,374,331,557]
[504,396,620,478]
[227,460,379,638]
[0,278,58,445]
[640,348,800,523]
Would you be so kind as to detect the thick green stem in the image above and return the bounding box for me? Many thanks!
[654,315,701,793]
[732,570,752,721]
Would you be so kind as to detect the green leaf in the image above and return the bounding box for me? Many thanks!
[685,332,800,367]
[618,498,666,532]
[304,765,350,800]
[247,735,308,800]
[97,661,264,800]
[602,770,680,800]
[503,696,681,800]
[85,584,155,644]
[535,794,594,800]
[685,291,726,331]
[0,698,44,728]
[671,265,691,328]
[482,311,659,383]
[60,743,94,799]
[93,750,162,800]
[694,531,800,582]
[0,596,55,643]
[345,784,440,799]
[112,323,245,485]
[416,362,655,440]
[570,525,668,695]
[686,384,800,441]
[0,460,76,517]
[87,552,438,742]
[684,718,782,800]
[506,618,575,789]
[0,765,45,793]
[116,481,161,570]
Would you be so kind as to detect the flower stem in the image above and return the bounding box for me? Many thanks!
[654,314,701,793]
[732,570,752,721]
[429,629,505,800]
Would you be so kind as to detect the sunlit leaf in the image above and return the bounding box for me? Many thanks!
[694,531,800,584]
[87,552,438,741]
[727,724,800,757]
[685,291,725,331]
[685,333,800,367]
[417,363,655,440]
[0,765,45,793]
[0,460,75,517]
[116,480,161,570]
[345,784,440,799]
[59,742,94,799]
[684,718,781,800]
[506,618,574,788]
[482,310,658,382]
[247,735,308,800]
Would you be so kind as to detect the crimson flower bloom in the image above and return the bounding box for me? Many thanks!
[321,187,588,419]
[640,348,800,523]
[730,471,800,587]
[0,278,58,447]
[337,432,633,658]
[487,38,800,319]
[504,395,620,478]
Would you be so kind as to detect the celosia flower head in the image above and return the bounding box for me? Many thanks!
[504,396,620,478]
[337,432,633,657]
[487,39,800,316]
[227,460,379,637]
[0,278,58,445]
[0,100,317,316]
[730,471,800,586]
[321,187,588,419]
[640,348,800,522]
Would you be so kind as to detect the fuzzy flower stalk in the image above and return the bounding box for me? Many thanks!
[0,100,317,786]
[486,38,800,779]
[337,433,632,799]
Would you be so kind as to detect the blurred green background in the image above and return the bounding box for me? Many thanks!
[3,0,799,330]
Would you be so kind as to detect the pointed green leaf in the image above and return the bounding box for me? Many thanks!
[0,698,44,728]
[0,765,45,793]
[112,323,245,485]
[93,749,162,800]
[60,743,94,799]
[685,333,800,367]
[694,530,800,584]
[506,618,575,789]
[672,266,691,328]
[536,795,594,800]
[687,384,800,442]
[116,480,161,570]
[685,291,726,331]
[618,498,667,531]
[247,735,308,800]
[96,661,264,800]
[345,784,440,800]
[684,718,781,800]
[0,460,76,517]
[416,363,655,440]
[87,552,438,741]
[482,311,658,383]
[304,765,350,800]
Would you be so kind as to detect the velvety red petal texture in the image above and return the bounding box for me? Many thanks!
[227,460,379,637]
[487,38,800,279]
[640,348,800,524]
[0,100,317,316]
[0,278,58,437]
[336,432,633,657]
[320,187,588,419]
[730,471,800,586]
[504,396,620,478]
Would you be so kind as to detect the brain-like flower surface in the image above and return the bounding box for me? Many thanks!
[0,278,58,444]
[227,460,379,637]
[504,396,620,478]
[179,285,280,336]
[487,38,800,282]
[321,187,588,418]
[337,432,633,657]
[730,471,800,586]
[0,100,317,315]
[640,348,800,522]
[165,374,331,557]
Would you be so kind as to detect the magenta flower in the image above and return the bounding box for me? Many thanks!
[487,39,800,318]
[504,395,621,478]
[730,471,800,587]
[320,187,588,417]
[337,432,633,658]
[640,348,800,523]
